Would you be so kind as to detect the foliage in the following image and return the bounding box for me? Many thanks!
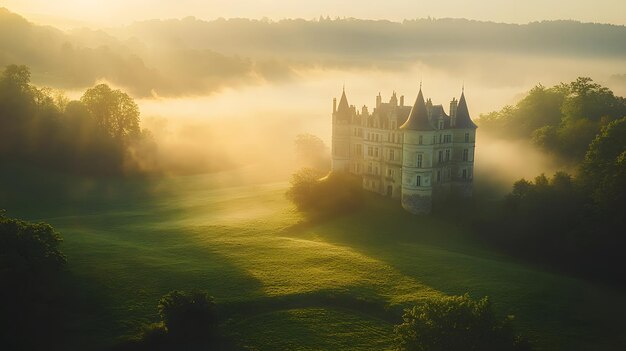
[286,168,363,218]
[0,64,157,177]
[157,290,218,338]
[394,294,530,351]
[119,290,225,350]
[479,77,626,162]
[294,133,330,172]
[0,210,66,280]
[0,211,69,349]
[81,84,141,140]
[579,116,626,219]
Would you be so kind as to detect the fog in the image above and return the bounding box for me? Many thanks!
[133,64,571,191]
[3,6,626,190]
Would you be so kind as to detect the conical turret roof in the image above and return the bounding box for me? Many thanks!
[455,92,477,129]
[400,88,435,131]
[336,88,350,114]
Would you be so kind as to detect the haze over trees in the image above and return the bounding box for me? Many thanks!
[476,79,626,286]
[0,64,156,177]
[3,7,626,97]
[479,77,626,162]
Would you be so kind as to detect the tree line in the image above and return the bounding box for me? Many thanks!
[476,78,626,286]
[0,64,157,177]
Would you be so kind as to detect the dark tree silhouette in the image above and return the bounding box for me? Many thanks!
[394,294,530,351]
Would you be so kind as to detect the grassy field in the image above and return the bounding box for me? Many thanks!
[10,172,626,350]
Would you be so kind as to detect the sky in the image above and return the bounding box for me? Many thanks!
[3,0,626,28]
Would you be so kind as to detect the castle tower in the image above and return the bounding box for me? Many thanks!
[450,91,477,197]
[331,87,353,172]
[449,97,458,127]
[399,87,437,214]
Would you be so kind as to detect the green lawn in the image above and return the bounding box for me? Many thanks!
[12,172,626,350]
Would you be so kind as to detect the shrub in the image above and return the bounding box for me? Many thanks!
[286,168,363,218]
[394,294,531,351]
[0,210,66,280]
[157,290,218,340]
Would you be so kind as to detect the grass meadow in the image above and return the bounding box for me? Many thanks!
[10,172,626,350]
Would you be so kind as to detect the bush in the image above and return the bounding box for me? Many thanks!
[0,210,66,281]
[118,290,229,350]
[0,211,68,349]
[286,169,363,218]
[394,294,530,351]
[157,290,218,340]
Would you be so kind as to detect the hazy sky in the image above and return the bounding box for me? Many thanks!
[4,0,626,28]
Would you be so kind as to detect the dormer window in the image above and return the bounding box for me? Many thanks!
[439,120,444,129]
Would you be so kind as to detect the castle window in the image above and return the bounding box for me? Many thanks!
[416,175,421,187]
[438,150,443,163]
[375,167,379,175]
[465,133,470,143]
[462,169,467,179]
[445,149,450,161]
[389,149,395,161]
[418,135,423,145]
[439,120,444,129]
[368,146,373,156]
[367,132,370,140]
[374,148,379,157]
[439,134,442,144]
[463,149,469,161]
[356,144,362,156]
[444,134,452,143]
[368,163,372,173]
[417,154,423,168]
[437,170,441,182]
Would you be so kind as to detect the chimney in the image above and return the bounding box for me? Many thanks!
[333,98,337,114]
[400,95,404,107]
[450,97,458,127]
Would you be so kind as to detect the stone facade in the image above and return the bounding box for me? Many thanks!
[331,87,477,214]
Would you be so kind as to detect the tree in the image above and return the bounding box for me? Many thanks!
[81,83,140,140]
[580,116,626,218]
[286,169,363,218]
[394,294,530,351]
[157,290,218,339]
[0,210,66,280]
[295,133,330,171]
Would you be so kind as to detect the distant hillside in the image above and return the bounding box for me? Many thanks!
[114,17,626,58]
[2,7,626,97]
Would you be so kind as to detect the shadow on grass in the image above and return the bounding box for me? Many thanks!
[283,192,626,351]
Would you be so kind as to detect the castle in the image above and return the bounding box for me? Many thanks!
[331,86,477,214]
